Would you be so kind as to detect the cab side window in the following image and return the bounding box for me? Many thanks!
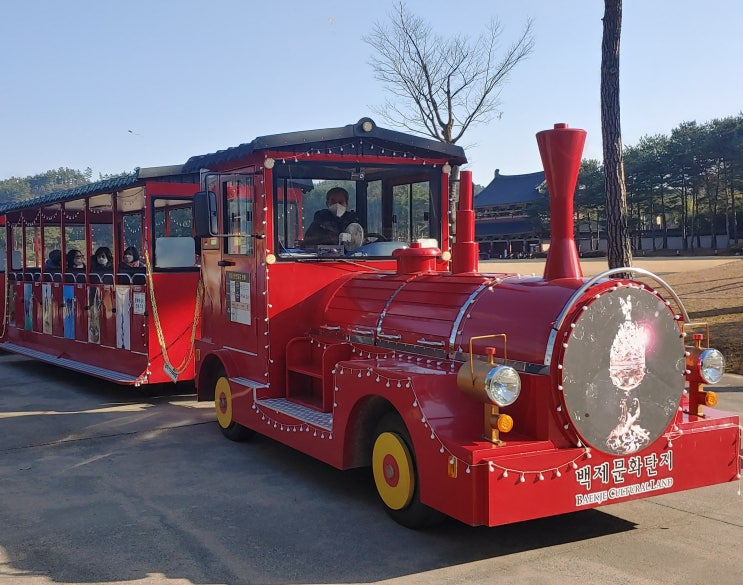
[225,176,254,256]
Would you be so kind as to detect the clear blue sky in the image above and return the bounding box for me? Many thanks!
[1,0,741,188]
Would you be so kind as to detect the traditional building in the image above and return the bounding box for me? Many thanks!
[474,169,545,258]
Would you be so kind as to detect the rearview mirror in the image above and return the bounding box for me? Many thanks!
[193,191,217,237]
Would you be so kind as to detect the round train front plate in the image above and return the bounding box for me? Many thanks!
[560,286,686,455]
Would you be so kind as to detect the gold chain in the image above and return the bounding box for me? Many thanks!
[142,249,203,376]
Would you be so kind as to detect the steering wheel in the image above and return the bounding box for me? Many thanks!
[365,232,389,243]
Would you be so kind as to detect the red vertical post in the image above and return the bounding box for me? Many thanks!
[451,170,479,274]
[441,168,450,255]
[536,123,587,280]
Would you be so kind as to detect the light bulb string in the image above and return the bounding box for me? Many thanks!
[266,139,447,167]
[246,338,733,484]
[248,348,590,480]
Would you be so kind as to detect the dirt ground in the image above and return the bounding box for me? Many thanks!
[661,258,743,374]
[481,256,743,374]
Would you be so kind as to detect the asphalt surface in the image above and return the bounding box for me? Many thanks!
[0,351,741,585]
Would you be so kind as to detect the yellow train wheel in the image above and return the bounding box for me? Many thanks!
[215,376,233,430]
[212,368,254,442]
[371,412,445,529]
[373,431,415,511]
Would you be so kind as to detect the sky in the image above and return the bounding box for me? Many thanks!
[1,0,741,188]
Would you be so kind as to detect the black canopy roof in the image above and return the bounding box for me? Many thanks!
[183,118,467,173]
[0,165,187,214]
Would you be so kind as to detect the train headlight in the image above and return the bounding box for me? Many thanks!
[457,361,522,407]
[699,348,725,384]
[482,365,521,407]
[456,354,521,444]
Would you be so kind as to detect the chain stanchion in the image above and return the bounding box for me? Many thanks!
[142,248,203,382]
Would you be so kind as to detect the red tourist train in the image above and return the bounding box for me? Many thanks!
[1,118,740,527]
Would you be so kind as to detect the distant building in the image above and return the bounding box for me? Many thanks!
[473,169,730,257]
[474,169,545,258]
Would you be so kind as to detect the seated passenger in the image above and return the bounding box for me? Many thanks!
[121,246,143,269]
[92,246,113,272]
[44,249,62,271]
[303,187,362,247]
[66,249,85,271]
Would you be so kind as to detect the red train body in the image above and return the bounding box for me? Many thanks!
[188,119,741,527]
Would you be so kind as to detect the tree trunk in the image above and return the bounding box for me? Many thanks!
[732,178,739,244]
[601,0,632,269]
[690,190,698,250]
[660,188,668,249]
[681,175,689,250]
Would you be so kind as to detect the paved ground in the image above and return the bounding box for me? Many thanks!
[0,352,741,585]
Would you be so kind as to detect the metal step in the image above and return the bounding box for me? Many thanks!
[254,397,332,431]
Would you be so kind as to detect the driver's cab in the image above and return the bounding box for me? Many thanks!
[190,119,466,386]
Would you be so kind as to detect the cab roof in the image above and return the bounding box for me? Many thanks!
[183,118,467,173]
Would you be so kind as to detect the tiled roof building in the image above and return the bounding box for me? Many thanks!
[474,170,545,258]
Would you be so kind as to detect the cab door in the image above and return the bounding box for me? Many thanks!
[203,173,260,358]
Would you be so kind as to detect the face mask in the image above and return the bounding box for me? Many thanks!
[328,203,346,217]
[97,256,107,265]
[124,254,133,263]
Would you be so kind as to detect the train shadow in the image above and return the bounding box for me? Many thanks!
[0,350,195,400]
[195,435,639,584]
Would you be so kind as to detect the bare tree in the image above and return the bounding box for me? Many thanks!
[364,2,534,231]
[601,0,632,268]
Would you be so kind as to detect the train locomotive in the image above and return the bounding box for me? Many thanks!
[188,119,740,528]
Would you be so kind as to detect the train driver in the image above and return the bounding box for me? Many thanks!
[303,187,363,247]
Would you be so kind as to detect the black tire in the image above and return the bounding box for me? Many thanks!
[371,412,445,529]
[213,367,255,442]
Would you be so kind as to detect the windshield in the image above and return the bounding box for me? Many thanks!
[273,163,442,259]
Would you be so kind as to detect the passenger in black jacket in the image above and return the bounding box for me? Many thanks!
[44,249,62,271]
[66,249,85,271]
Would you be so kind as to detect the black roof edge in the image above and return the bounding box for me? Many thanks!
[0,165,187,214]
[183,118,467,173]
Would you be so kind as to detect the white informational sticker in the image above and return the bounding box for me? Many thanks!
[133,291,146,315]
[226,272,251,325]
